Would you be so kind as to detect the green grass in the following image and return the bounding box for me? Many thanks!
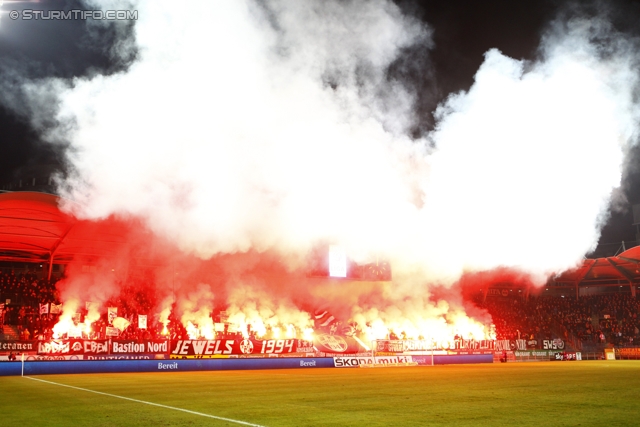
[1,361,639,426]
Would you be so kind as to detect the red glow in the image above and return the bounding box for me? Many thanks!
[0,192,500,342]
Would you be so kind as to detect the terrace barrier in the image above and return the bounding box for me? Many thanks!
[0,357,334,376]
[0,353,496,376]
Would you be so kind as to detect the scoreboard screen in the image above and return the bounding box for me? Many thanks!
[329,245,347,278]
[308,245,391,281]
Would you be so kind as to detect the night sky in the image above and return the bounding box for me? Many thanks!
[0,0,639,254]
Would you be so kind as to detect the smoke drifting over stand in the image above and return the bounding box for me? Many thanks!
[5,0,640,340]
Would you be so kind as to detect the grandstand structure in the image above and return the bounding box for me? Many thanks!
[0,191,131,279]
[550,246,640,297]
[0,191,637,292]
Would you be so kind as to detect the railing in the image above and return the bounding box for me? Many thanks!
[567,332,583,351]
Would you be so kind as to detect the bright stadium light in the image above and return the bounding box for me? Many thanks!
[329,245,347,278]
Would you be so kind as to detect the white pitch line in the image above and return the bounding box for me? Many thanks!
[24,376,266,427]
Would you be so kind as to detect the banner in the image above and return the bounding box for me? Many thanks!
[487,288,510,297]
[37,339,109,355]
[50,303,63,314]
[452,339,497,351]
[334,355,413,367]
[108,307,118,325]
[24,354,82,361]
[170,338,314,357]
[313,334,364,354]
[105,327,120,337]
[0,340,37,352]
[138,314,147,329]
[84,354,158,361]
[39,303,49,315]
[334,356,375,367]
[512,350,581,361]
[552,352,581,361]
[376,339,498,353]
[68,324,83,339]
[542,339,565,350]
[375,340,432,352]
[514,350,556,357]
[112,317,130,332]
[111,340,168,354]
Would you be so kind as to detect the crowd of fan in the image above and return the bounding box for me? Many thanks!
[0,270,224,341]
[0,270,60,339]
[0,270,59,308]
[478,296,553,342]
[478,293,640,347]
[2,268,640,348]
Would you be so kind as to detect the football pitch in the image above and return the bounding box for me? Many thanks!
[1,361,639,426]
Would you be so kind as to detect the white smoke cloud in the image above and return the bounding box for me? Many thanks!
[7,1,640,338]
[419,17,639,281]
[41,0,430,265]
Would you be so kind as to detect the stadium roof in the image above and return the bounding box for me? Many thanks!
[0,191,638,290]
[553,245,640,287]
[0,191,130,265]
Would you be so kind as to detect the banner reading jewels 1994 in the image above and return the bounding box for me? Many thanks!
[170,338,315,357]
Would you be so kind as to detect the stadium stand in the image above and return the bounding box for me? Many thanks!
[1,265,638,351]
